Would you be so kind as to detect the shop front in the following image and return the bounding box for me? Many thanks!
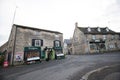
[89,39,106,53]
[53,40,65,59]
[24,47,41,64]
[54,47,65,59]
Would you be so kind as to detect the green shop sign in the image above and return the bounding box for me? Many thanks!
[53,47,62,50]
[24,47,41,51]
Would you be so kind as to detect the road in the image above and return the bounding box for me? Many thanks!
[0,52,120,80]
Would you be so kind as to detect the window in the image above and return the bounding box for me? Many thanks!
[109,44,115,49]
[103,35,106,40]
[35,40,41,46]
[92,35,96,40]
[112,35,115,39]
[119,35,120,40]
[32,39,43,46]
[90,44,96,50]
[54,40,61,47]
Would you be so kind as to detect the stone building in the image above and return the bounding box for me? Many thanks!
[64,39,72,55]
[0,42,8,53]
[72,22,120,54]
[0,42,8,63]
[6,24,63,65]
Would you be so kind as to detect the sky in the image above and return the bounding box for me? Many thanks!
[0,0,120,46]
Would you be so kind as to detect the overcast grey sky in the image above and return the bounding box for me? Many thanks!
[0,0,120,46]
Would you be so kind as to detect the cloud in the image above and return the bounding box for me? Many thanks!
[102,0,120,32]
[0,0,120,46]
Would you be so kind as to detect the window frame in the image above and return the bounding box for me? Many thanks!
[103,35,106,40]
[32,39,43,47]
[54,40,61,47]
[111,35,115,39]
[92,35,96,40]
[35,40,41,46]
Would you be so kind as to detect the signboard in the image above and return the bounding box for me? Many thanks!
[27,57,40,61]
[53,46,62,50]
[15,52,23,61]
[95,40,100,42]
[24,47,41,51]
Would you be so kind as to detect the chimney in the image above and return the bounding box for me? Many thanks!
[75,22,78,27]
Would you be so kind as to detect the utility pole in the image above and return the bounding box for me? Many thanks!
[12,6,18,65]
[12,6,18,25]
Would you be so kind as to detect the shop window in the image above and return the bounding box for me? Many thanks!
[54,40,61,47]
[90,44,96,50]
[32,39,43,46]
[100,43,106,49]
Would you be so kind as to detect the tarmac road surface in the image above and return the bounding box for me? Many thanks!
[0,52,120,80]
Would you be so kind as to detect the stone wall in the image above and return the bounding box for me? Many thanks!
[87,34,120,52]
[6,25,63,65]
[13,26,63,64]
[72,27,120,55]
[7,25,17,64]
[0,42,8,52]
[72,27,87,54]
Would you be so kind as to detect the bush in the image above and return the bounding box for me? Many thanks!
[0,55,5,66]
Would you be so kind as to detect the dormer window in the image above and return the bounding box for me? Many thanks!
[97,27,101,32]
[87,27,91,32]
[106,27,109,32]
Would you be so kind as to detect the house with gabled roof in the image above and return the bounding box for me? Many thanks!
[5,24,63,65]
[64,39,72,55]
[72,22,120,54]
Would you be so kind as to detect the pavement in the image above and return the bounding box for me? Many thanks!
[104,72,120,80]
[80,64,120,80]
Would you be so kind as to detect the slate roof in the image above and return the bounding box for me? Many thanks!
[64,39,72,44]
[14,24,62,34]
[0,41,8,52]
[77,27,116,34]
